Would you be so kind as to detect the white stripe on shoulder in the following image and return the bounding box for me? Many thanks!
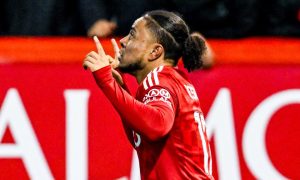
[143,78,148,90]
[143,66,164,90]
[147,73,153,87]
[152,67,159,85]
[157,65,164,72]
[153,66,164,85]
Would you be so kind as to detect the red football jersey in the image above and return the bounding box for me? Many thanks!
[133,66,213,179]
[93,65,213,180]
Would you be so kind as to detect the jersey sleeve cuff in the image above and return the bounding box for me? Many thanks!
[92,65,113,87]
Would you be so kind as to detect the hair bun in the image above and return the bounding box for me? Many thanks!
[182,33,206,71]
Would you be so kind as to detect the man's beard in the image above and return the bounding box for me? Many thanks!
[118,59,144,74]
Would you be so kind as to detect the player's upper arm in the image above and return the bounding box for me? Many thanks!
[137,68,178,140]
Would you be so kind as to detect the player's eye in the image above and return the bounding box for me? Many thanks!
[129,30,135,40]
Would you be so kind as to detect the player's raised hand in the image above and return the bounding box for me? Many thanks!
[83,36,110,72]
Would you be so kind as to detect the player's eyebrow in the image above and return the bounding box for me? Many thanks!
[130,27,136,33]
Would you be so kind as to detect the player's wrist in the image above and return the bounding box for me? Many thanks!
[93,65,113,87]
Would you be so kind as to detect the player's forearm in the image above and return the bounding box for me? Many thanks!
[93,66,174,141]
[118,80,135,147]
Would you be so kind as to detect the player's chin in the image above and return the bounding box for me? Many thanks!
[118,63,132,73]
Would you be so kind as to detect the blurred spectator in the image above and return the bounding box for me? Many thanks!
[0,0,298,37]
[0,0,148,36]
[77,0,150,37]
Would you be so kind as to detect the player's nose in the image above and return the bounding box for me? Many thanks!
[120,35,128,48]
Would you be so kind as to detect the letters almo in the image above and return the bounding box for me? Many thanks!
[0,88,299,180]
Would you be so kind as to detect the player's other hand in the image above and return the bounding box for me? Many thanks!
[112,68,124,86]
[87,19,117,38]
[110,38,124,85]
[83,36,110,72]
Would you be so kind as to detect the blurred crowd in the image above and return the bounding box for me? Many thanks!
[0,0,299,38]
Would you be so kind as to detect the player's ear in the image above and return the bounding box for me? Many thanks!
[148,44,164,61]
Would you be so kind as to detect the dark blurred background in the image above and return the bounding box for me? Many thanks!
[0,0,299,38]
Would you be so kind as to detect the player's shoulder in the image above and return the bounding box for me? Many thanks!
[141,65,178,91]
